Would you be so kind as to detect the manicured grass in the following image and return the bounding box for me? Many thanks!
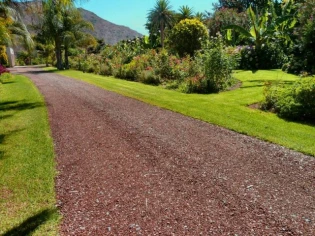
[55,69,315,156]
[0,75,59,235]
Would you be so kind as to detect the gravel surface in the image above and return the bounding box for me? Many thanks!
[16,67,315,235]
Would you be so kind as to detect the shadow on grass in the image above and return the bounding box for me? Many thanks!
[3,209,57,236]
[0,81,15,84]
[0,100,43,112]
[0,129,24,160]
[246,80,294,84]
[241,80,295,89]
[249,104,315,127]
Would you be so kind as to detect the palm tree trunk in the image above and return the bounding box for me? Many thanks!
[160,23,165,48]
[64,46,69,69]
[55,36,63,70]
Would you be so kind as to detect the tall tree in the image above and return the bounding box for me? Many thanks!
[62,6,94,69]
[214,0,270,13]
[146,0,174,48]
[41,0,66,69]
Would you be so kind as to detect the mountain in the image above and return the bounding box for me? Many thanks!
[17,2,142,45]
[78,8,143,45]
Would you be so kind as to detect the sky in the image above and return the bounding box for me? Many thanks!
[76,0,216,35]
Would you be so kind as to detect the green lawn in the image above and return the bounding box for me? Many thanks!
[55,69,315,156]
[0,74,59,235]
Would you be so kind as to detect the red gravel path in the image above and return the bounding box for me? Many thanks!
[17,67,315,235]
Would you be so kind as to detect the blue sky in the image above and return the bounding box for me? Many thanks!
[77,0,216,35]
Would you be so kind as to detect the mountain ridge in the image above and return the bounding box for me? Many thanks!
[77,8,143,45]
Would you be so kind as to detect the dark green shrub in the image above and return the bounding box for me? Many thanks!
[239,43,287,70]
[262,77,315,121]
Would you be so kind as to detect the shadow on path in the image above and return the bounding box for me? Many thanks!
[3,209,57,236]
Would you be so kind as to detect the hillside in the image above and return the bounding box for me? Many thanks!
[78,8,142,45]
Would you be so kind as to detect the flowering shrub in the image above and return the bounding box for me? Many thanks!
[0,64,9,75]
[70,36,237,94]
[239,43,288,70]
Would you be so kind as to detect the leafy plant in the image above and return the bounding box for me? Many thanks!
[203,35,234,92]
[262,77,315,121]
[0,70,12,83]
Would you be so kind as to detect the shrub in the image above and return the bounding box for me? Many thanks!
[203,35,234,92]
[0,64,9,75]
[179,74,207,93]
[262,77,315,121]
[155,50,175,80]
[100,61,113,76]
[139,70,160,85]
[239,43,288,70]
[0,46,8,66]
[169,19,209,57]
[0,71,13,83]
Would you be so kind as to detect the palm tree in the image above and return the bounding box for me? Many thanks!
[194,11,206,23]
[177,5,194,22]
[41,0,66,69]
[147,0,174,48]
[0,1,33,50]
[62,7,94,69]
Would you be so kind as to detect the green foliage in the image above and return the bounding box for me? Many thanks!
[176,5,194,22]
[207,7,248,44]
[239,43,288,70]
[215,0,270,13]
[262,77,315,121]
[0,45,8,65]
[169,18,208,56]
[224,1,297,70]
[286,6,315,74]
[146,0,175,48]
[202,35,234,92]
[0,71,13,83]
[139,70,160,85]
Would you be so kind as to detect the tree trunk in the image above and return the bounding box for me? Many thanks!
[55,36,63,70]
[160,23,165,48]
[64,46,69,69]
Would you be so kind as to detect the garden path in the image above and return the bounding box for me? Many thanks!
[16,66,315,235]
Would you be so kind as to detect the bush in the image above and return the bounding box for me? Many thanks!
[203,35,234,92]
[0,64,10,75]
[179,74,207,93]
[139,70,160,85]
[0,46,8,66]
[262,77,315,121]
[169,19,209,57]
[0,71,13,83]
